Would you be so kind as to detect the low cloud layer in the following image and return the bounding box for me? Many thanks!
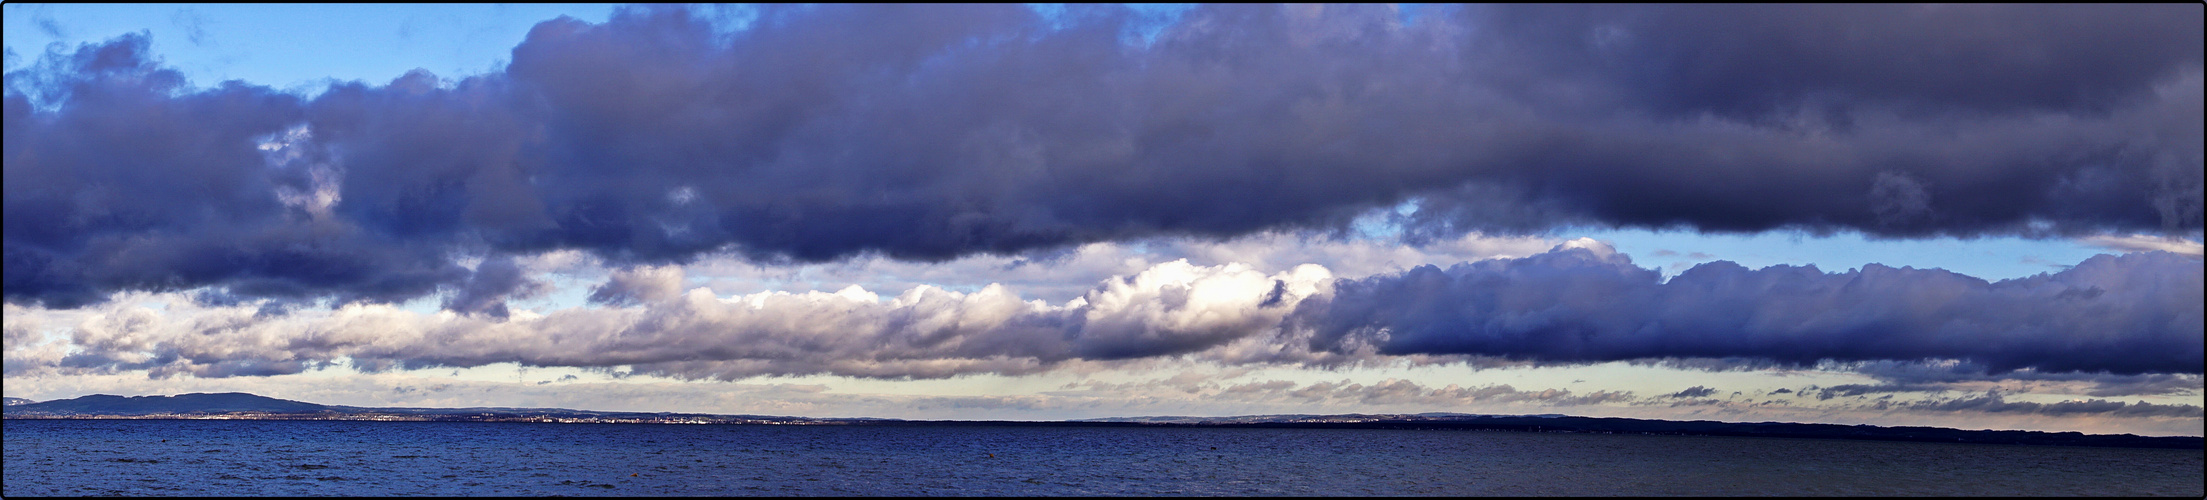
[7,4,2202,308]
[1894,393,2203,419]
[6,257,1338,380]
[7,245,2198,383]
[1831,359,2203,397]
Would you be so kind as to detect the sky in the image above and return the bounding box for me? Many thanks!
[3,4,2202,436]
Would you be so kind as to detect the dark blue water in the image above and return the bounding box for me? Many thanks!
[6,419,2200,496]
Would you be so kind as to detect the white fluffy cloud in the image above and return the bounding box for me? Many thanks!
[2082,234,2205,256]
[5,257,1339,380]
[676,230,1556,302]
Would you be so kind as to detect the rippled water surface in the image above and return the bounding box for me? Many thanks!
[5,419,2200,496]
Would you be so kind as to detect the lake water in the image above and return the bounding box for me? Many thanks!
[5,419,2200,496]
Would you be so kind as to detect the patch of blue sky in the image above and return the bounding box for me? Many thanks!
[1571,227,2114,282]
[4,4,616,93]
[5,4,1211,93]
[1395,3,1453,25]
[1025,3,1072,30]
[1344,198,2091,282]
[393,294,445,317]
[508,274,601,314]
[1021,3,1190,47]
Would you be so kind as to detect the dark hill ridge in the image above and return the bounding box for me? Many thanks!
[2,393,835,423]
[3,397,34,406]
[7,392,331,415]
[6,393,2200,449]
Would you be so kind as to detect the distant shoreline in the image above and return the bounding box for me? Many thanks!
[9,412,2201,450]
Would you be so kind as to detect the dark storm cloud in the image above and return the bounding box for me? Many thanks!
[1294,249,2203,376]
[1439,3,2205,238]
[442,256,545,318]
[4,34,465,309]
[1469,4,2203,119]
[6,4,2203,308]
[585,265,684,307]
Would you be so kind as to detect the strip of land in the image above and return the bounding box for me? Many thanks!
[5,392,2198,449]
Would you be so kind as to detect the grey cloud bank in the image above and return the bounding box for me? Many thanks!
[7,4,2202,309]
[1300,248,2202,376]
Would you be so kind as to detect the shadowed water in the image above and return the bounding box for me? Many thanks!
[6,419,2199,496]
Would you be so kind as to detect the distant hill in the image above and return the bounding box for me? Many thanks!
[1,392,827,423]
[3,397,35,406]
[5,392,332,415]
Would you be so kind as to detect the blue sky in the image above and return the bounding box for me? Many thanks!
[5,4,619,93]
[4,4,2200,436]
